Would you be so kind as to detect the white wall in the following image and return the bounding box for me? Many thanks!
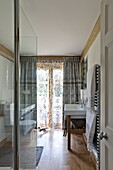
[82,33,100,101]
[87,33,100,70]
[0,55,14,103]
[0,55,14,142]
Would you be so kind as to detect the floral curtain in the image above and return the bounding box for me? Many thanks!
[63,57,81,128]
[63,57,81,104]
[20,57,37,121]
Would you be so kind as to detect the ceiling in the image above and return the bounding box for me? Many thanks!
[0,0,100,56]
[20,0,100,56]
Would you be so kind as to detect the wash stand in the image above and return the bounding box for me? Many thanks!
[64,104,86,150]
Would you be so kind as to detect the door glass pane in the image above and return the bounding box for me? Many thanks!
[19,6,37,170]
[52,69,63,128]
[0,0,14,169]
[37,69,49,128]
[37,64,63,129]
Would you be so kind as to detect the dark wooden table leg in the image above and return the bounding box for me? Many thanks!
[67,115,71,150]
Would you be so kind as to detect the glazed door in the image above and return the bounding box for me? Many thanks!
[37,64,63,129]
[0,0,14,169]
[19,5,37,170]
[100,0,113,169]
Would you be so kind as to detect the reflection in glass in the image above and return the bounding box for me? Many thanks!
[19,5,37,170]
[0,0,14,169]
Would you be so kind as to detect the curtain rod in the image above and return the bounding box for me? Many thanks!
[20,56,81,62]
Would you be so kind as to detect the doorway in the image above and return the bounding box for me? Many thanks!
[37,63,63,129]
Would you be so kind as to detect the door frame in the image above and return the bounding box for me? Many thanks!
[100,0,113,169]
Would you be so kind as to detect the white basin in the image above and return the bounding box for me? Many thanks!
[19,120,36,126]
[64,104,86,118]
[19,119,36,135]
[64,104,84,110]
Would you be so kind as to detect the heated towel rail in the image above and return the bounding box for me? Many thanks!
[93,64,100,169]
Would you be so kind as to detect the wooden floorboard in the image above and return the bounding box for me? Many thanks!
[37,129,96,170]
[3,129,96,169]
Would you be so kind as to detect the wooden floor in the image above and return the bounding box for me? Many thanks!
[37,129,96,170]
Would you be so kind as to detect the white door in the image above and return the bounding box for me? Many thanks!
[100,0,113,170]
